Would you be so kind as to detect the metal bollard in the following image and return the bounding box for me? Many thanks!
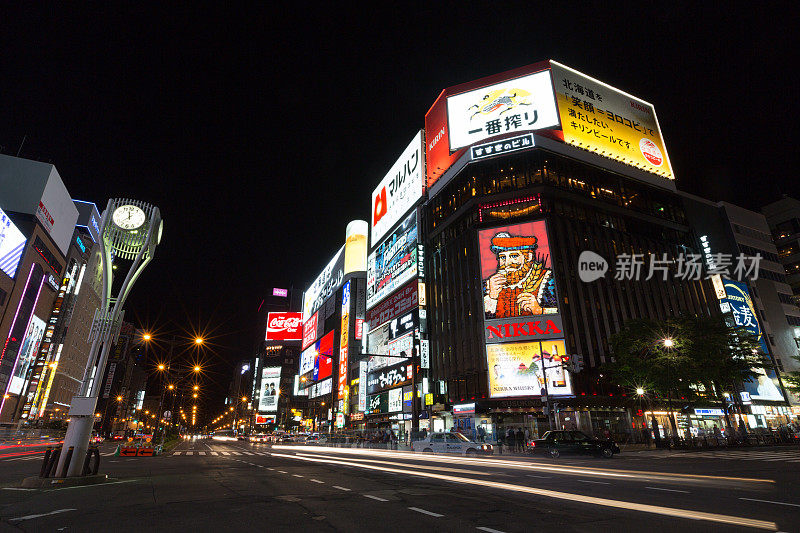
[40,447,53,477]
[44,446,61,478]
[59,446,75,478]
[82,446,94,476]
[90,446,100,475]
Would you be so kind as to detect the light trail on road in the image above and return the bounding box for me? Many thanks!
[269,451,778,530]
[270,445,773,486]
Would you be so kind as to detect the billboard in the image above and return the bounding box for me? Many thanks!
[366,359,413,395]
[447,69,559,152]
[0,207,26,278]
[550,61,674,180]
[8,316,46,395]
[721,279,784,402]
[367,211,418,309]
[371,131,424,245]
[303,245,345,321]
[266,312,303,341]
[486,339,573,398]
[478,220,560,345]
[344,220,368,275]
[366,309,417,359]
[299,330,334,384]
[302,312,318,350]
[258,367,282,412]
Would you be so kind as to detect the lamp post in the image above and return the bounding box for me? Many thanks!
[58,199,162,477]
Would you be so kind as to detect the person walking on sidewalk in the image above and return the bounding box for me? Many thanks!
[515,427,525,452]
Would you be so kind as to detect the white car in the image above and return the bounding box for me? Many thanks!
[412,432,493,455]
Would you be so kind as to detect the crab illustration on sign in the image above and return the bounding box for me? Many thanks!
[469,88,532,121]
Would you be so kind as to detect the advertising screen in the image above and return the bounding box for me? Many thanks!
[366,310,417,359]
[446,70,559,152]
[550,61,674,180]
[367,211,418,309]
[302,312,318,350]
[486,339,573,398]
[0,207,26,279]
[299,330,335,385]
[258,367,282,412]
[721,279,784,402]
[338,281,351,404]
[371,131,424,245]
[309,378,332,399]
[8,316,46,395]
[266,312,303,341]
[303,245,345,321]
[478,220,561,344]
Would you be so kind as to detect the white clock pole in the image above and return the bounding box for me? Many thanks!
[57,198,162,477]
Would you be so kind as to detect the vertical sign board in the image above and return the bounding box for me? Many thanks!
[720,280,784,402]
[358,361,368,412]
[338,281,351,412]
[370,131,425,246]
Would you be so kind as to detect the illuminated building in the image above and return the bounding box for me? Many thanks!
[419,61,722,439]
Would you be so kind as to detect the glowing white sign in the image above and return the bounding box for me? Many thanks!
[447,70,559,151]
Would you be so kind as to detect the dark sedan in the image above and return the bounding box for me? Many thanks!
[529,430,620,458]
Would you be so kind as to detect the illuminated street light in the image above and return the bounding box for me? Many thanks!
[143,333,152,341]
[168,384,175,390]
[158,364,165,371]
[193,393,198,398]
[194,337,204,345]
[663,338,674,348]
[194,365,201,372]
[241,396,247,402]
[636,387,645,396]
[193,385,199,391]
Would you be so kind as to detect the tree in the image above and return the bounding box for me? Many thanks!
[607,315,764,438]
[783,355,800,396]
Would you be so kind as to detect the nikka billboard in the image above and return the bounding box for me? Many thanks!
[371,131,424,246]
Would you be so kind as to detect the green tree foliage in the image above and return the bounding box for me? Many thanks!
[607,315,763,400]
[783,355,800,395]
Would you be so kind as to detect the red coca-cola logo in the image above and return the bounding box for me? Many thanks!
[266,312,303,341]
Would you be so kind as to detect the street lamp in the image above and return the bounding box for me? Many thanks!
[195,337,204,345]
[663,338,674,348]
[636,387,645,396]
[194,365,201,373]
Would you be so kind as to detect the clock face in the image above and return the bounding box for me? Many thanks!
[112,205,146,230]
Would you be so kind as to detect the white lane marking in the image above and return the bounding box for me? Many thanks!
[231,452,241,455]
[409,507,444,517]
[10,508,77,521]
[269,451,777,530]
[364,494,388,501]
[242,452,254,455]
[198,452,206,456]
[577,479,611,485]
[333,485,351,491]
[278,470,288,473]
[293,474,304,478]
[210,451,219,456]
[526,475,552,479]
[477,527,507,533]
[2,487,35,491]
[310,479,324,484]
[173,451,182,456]
[739,497,800,508]
[267,468,275,471]
[101,452,115,456]
[646,487,690,494]
[221,452,230,456]
[53,479,137,491]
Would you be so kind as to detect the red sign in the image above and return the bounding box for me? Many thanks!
[355,318,363,340]
[302,312,318,350]
[255,414,275,424]
[366,280,418,327]
[266,312,303,341]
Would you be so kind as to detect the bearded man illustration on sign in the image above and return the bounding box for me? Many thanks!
[483,232,557,319]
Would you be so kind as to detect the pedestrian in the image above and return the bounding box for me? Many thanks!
[477,426,485,443]
[515,427,524,452]
[713,425,723,441]
[497,429,504,454]
[506,427,514,452]
[524,427,530,444]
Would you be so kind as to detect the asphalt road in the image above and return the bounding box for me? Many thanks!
[0,439,798,532]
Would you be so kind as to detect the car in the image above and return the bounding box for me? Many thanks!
[412,432,493,455]
[529,430,620,458]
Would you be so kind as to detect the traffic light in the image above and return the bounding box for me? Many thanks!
[572,354,584,373]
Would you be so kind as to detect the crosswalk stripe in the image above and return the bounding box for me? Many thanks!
[199,451,206,456]
[185,451,193,456]
[221,452,230,456]
[210,451,219,456]
[231,452,241,455]
[173,451,182,456]
[242,452,254,455]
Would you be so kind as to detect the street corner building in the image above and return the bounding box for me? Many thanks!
[293,59,799,444]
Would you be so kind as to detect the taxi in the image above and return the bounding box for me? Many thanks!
[412,431,493,455]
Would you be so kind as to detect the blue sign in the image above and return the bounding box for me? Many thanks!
[76,235,86,253]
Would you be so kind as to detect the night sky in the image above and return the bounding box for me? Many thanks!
[2,5,798,422]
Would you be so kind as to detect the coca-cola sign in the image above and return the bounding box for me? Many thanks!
[266,312,303,341]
